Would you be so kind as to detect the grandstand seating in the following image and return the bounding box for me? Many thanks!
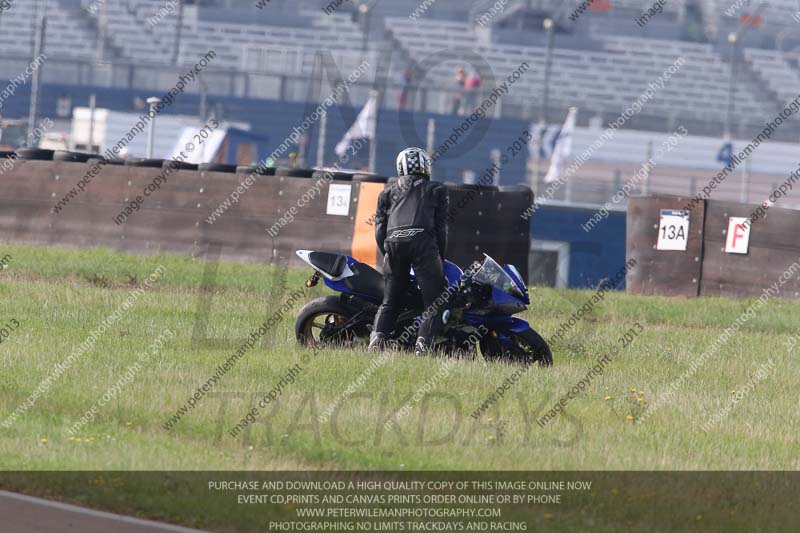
[743,48,800,107]
[2,0,795,135]
[564,0,798,37]
[0,0,94,59]
[182,16,369,69]
[727,0,800,30]
[386,16,774,126]
[1,0,800,209]
[84,0,174,62]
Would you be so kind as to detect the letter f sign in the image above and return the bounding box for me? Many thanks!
[725,217,751,254]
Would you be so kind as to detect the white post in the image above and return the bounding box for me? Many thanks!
[742,155,751,204]
[565,172,573,203]
[317,112,327,168]
[491,148,502,185]
[88,94,97,154]
[97,0,107,62]
[199,73,207,121]
[426,118,436,154]
[643,140,653,196]
[532,120,544,194]
[368,89,379,173]
[27,16,45,146]
[146,97,161,159]
[173,0,184,65]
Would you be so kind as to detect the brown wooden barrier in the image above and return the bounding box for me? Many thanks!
[626,196,705,297]
[701,200,800,299]
[627,195,800,300]
[0,161,531,278]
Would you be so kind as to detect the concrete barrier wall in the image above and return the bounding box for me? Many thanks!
[0,160,531,278]
[627,195,800,300]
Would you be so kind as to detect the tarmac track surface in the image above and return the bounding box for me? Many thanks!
[0,490,208,533]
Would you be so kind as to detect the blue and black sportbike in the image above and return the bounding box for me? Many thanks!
[294,250,552,365]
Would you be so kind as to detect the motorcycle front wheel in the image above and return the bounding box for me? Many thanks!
[479,327,553,366]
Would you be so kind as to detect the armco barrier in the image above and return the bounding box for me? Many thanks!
[0,160,530,278]
[627,195,800,300]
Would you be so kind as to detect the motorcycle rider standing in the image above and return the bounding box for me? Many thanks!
[368,148,450,355]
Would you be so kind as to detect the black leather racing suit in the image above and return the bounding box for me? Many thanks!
[373,174,449,343]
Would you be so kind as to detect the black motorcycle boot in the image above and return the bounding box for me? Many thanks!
[414,337,428,356]
[369,332,386,352]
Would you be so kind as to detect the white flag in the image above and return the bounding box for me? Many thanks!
[335,92,377,157]
[529,123,562,160]
[543,107,577,183]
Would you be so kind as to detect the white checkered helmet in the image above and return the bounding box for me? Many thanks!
[396,147,431,178]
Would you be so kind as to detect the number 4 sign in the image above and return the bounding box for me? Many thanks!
[656,209,689,251]
[725,217,751,254]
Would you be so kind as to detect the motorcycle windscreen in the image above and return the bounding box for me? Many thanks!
[473,256,527,301]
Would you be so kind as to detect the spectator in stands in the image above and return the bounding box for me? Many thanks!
[463,70,482,113]
[451,67,466,115]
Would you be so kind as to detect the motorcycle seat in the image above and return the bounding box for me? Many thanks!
[306,251,349,278]
[343,261,385,300]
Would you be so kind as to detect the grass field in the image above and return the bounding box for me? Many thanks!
[1,242,800,476]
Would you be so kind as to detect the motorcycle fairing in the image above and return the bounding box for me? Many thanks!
[299,250,464,303]
[296,250,387,302]
[296,250,354,281]
[443,260,464,288]
[463,314,530,334]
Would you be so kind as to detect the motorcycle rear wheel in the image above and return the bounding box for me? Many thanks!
[295,296,368,347]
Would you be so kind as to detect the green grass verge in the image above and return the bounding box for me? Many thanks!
[1,243,799,472]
